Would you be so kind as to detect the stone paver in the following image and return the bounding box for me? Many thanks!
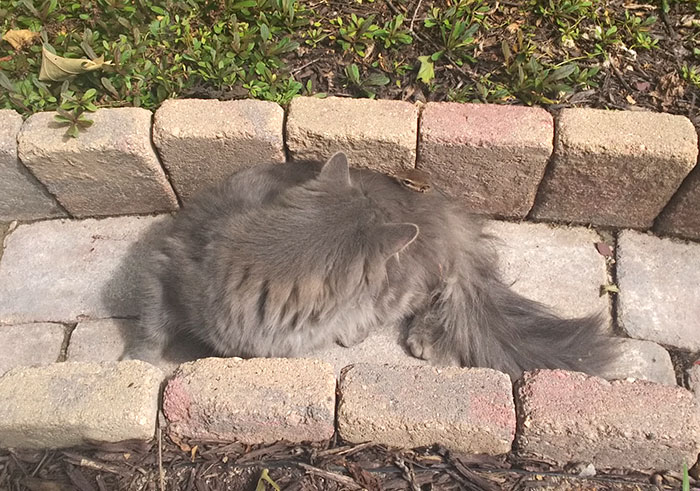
[655,166,700,240]
[531,109,698,228]
[153,99,285,201]
[66,318,208,373]
[163,358,336,444]
[599,338,676,386]
[17,108,178,217]
[485,220,609,321]
[0,361,162,449]
[0,110,66,221]
[617,230,700,351]
[337,364,515,455]
[515,369,700,471]
[0,323,65,376]
[286,96,418,173]
[0,215,171,324]
[418,103,553,218]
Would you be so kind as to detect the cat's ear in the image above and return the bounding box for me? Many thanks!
[319,152,351,185]
[377,223,419,257]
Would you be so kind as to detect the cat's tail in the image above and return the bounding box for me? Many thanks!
[410,261,616,381]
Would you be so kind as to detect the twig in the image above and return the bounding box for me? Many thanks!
[30,451,50,477]
[158,423,165,491]
[394,458,421,491]
[409,0,423,32]
[291,57,322,75]
[608,56,634,93]
[315,442,375,458]
[384,0,403,16]
[61,453,123,475]
[298,463,364,489]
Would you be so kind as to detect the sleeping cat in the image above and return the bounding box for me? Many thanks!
[125,152,614,379]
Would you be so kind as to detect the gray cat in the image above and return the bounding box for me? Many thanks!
[125,152,614,379]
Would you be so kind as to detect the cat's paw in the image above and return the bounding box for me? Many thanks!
[407,330,436,361]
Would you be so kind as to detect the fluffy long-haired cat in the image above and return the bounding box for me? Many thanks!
[125,152,614,379]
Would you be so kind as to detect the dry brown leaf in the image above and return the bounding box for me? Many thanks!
[2,29,39,50]
[39,45,111,81]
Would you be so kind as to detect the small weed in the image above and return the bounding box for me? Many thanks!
[343,62,390,98]
[334,13,380,57]
[681,64,700,89]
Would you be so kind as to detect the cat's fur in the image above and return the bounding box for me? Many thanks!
[126,152,615,379]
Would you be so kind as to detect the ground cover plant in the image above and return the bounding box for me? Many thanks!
[1,0,699,135]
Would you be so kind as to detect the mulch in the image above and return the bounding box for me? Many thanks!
[0,428,689,491]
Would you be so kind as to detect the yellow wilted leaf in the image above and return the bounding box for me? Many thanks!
[2,29,40,50]
[39,45,111,82]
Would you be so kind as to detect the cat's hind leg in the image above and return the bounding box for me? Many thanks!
[406,310,444,361]
[120,280,173,364]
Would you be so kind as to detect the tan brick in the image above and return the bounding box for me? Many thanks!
[337,364,515,455]
[153,99,285,201]
[286,96,418,173]
[531,109,698,228]
[18,108,178,217]
[515,370,700,471]
[0,361,162,449]
[163,358,336,444]
[0,323,65,376]
[655,165,700,240]
[0,109,66,220]
[418,103,553,217]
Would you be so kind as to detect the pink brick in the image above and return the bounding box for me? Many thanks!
[515,370,700,471]
[163,358,336,444]
[338,364,515,455]
[418,102,553,218]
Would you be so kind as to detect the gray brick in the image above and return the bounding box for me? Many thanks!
[515,369,700,471]
[18,108,178,217]
[163,358,336,444]
[0,323,65,376]
[418,103,553,218]
[0,360,162,449]
[531,109,698,228]
[617,230,700,351]
[153,99,285,201]
[656,165,700,240]
[599,338,676,386]
[337,364,515,455]
[67,318,207,373]
[0,110,66,221]
[286,97,418,173]
[485,220,610,321]
[0,215,171,324]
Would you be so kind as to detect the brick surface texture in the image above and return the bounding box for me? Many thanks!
[515,370,700,471]
[655,165,700,240]
[153,99,285,201]
[617,230,700,351]
[0,323,65,376]
[599,338,676,386]
[0,361,162,449]
[17,108,178,217]
[337,364,516,455]
[531,108,698,228]
[286,97,418,172]
[163,358,336,444]
[0,215,170,324]
[418,103,553,218]
[485,220,609,320]
[0,109,66,221]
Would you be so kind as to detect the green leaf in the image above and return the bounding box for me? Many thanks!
[83,88,97,100]
[345,63,360,84]
[66,124,80,138]
[683,462,690,491]
[365,72,390,86]
[417,55,435,84]
[548,64,576,81]
[149,5,166,15]
[260,24,271,42]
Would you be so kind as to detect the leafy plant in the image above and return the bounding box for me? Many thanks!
[335,13,380,56]
[343,63,390,97]
[374,14,413,49]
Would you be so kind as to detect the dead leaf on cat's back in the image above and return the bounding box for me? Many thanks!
[2,29,40,50]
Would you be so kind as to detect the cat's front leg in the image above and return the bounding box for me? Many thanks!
[406,311,443,361]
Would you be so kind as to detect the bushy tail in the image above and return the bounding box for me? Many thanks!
[420,267,616,381]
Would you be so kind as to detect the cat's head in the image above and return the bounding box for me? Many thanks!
[280,152,419,287]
